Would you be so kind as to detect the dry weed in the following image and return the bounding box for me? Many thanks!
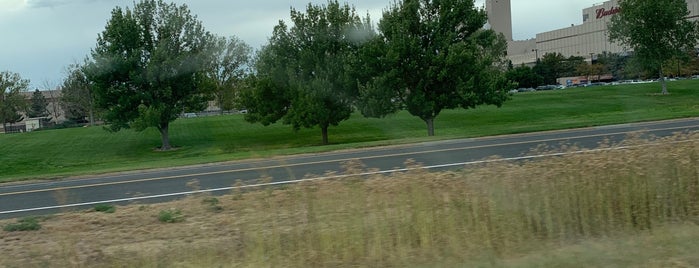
[1,132,698,267]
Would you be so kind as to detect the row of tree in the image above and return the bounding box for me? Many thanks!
[506,50,699,90]
[70,0,512,150]
[4,0,698,151]
[506,0,699,91]
[0,72,29,130]
[609,0,699,94]
[0,71,58,130]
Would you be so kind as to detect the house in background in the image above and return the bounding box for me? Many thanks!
[0,89,64,134]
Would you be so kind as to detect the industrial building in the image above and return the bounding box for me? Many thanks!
[486,0,699,66]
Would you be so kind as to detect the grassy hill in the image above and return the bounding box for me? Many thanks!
[1,80,698,182]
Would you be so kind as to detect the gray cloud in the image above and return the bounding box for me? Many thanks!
[26,0,69,8]
[26,0,118,9]
[1,0,600,88]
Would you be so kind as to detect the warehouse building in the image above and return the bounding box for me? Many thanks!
[486,0,699,66]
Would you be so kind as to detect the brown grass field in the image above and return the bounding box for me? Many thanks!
[1,132,699,267]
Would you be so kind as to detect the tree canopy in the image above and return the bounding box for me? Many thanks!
[357,0,512,136]
[26,89,49,119]
[205,36,252,114]
[608,0,699,94]
[0,71,29,129]
[595,52,632,80]
[533,53,587,85]
[61,62,98,124]
[85,0,216,150]
[506,65,543,89]
[240,0,372,145]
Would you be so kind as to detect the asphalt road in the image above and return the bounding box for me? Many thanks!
[2,118,699,219]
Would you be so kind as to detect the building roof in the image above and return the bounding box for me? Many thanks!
[20,89,62,100]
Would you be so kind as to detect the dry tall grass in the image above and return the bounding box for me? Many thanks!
[1,132,698,267]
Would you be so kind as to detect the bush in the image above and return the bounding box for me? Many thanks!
[57,119,88,128]
[158,208,184,223]
[4,217,42,232]
[93,204,116,213]
[202,197,223,212]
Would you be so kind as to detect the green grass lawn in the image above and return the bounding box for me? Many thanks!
[1,80,698,182]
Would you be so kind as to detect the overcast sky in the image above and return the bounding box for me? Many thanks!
[0,0,602,88]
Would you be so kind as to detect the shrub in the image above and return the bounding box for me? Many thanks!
[202,197,223,212]
[3,217,42,232]
[93,204,116,213]
[158,208,184,223]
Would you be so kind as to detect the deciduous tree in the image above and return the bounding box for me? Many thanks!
[240,1,372,145]
[533,53,588,84]
[533,53,565,85]
[576,62,607,83]
[561,56,587,78]
[85,0,216,150]
[358,0,512,136]
[596,51,630,80]
[206,36,252,114]
[506,65,543,89]
[0,71,29,130]
[61,62,98,125]
[608,0,699,94]
[41,81,62,122]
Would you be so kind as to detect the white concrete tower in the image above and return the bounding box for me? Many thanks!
[485,0,513,41]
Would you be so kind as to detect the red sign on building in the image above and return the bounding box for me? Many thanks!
[596,6,621,19]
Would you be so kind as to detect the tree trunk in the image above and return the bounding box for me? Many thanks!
[88,107,95,126]
[158,123,172,151]
[661,78,668,95]
[321,125,329,145]
[425,118,435,136]
[88,92,95,126]
[659,69,668,95]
